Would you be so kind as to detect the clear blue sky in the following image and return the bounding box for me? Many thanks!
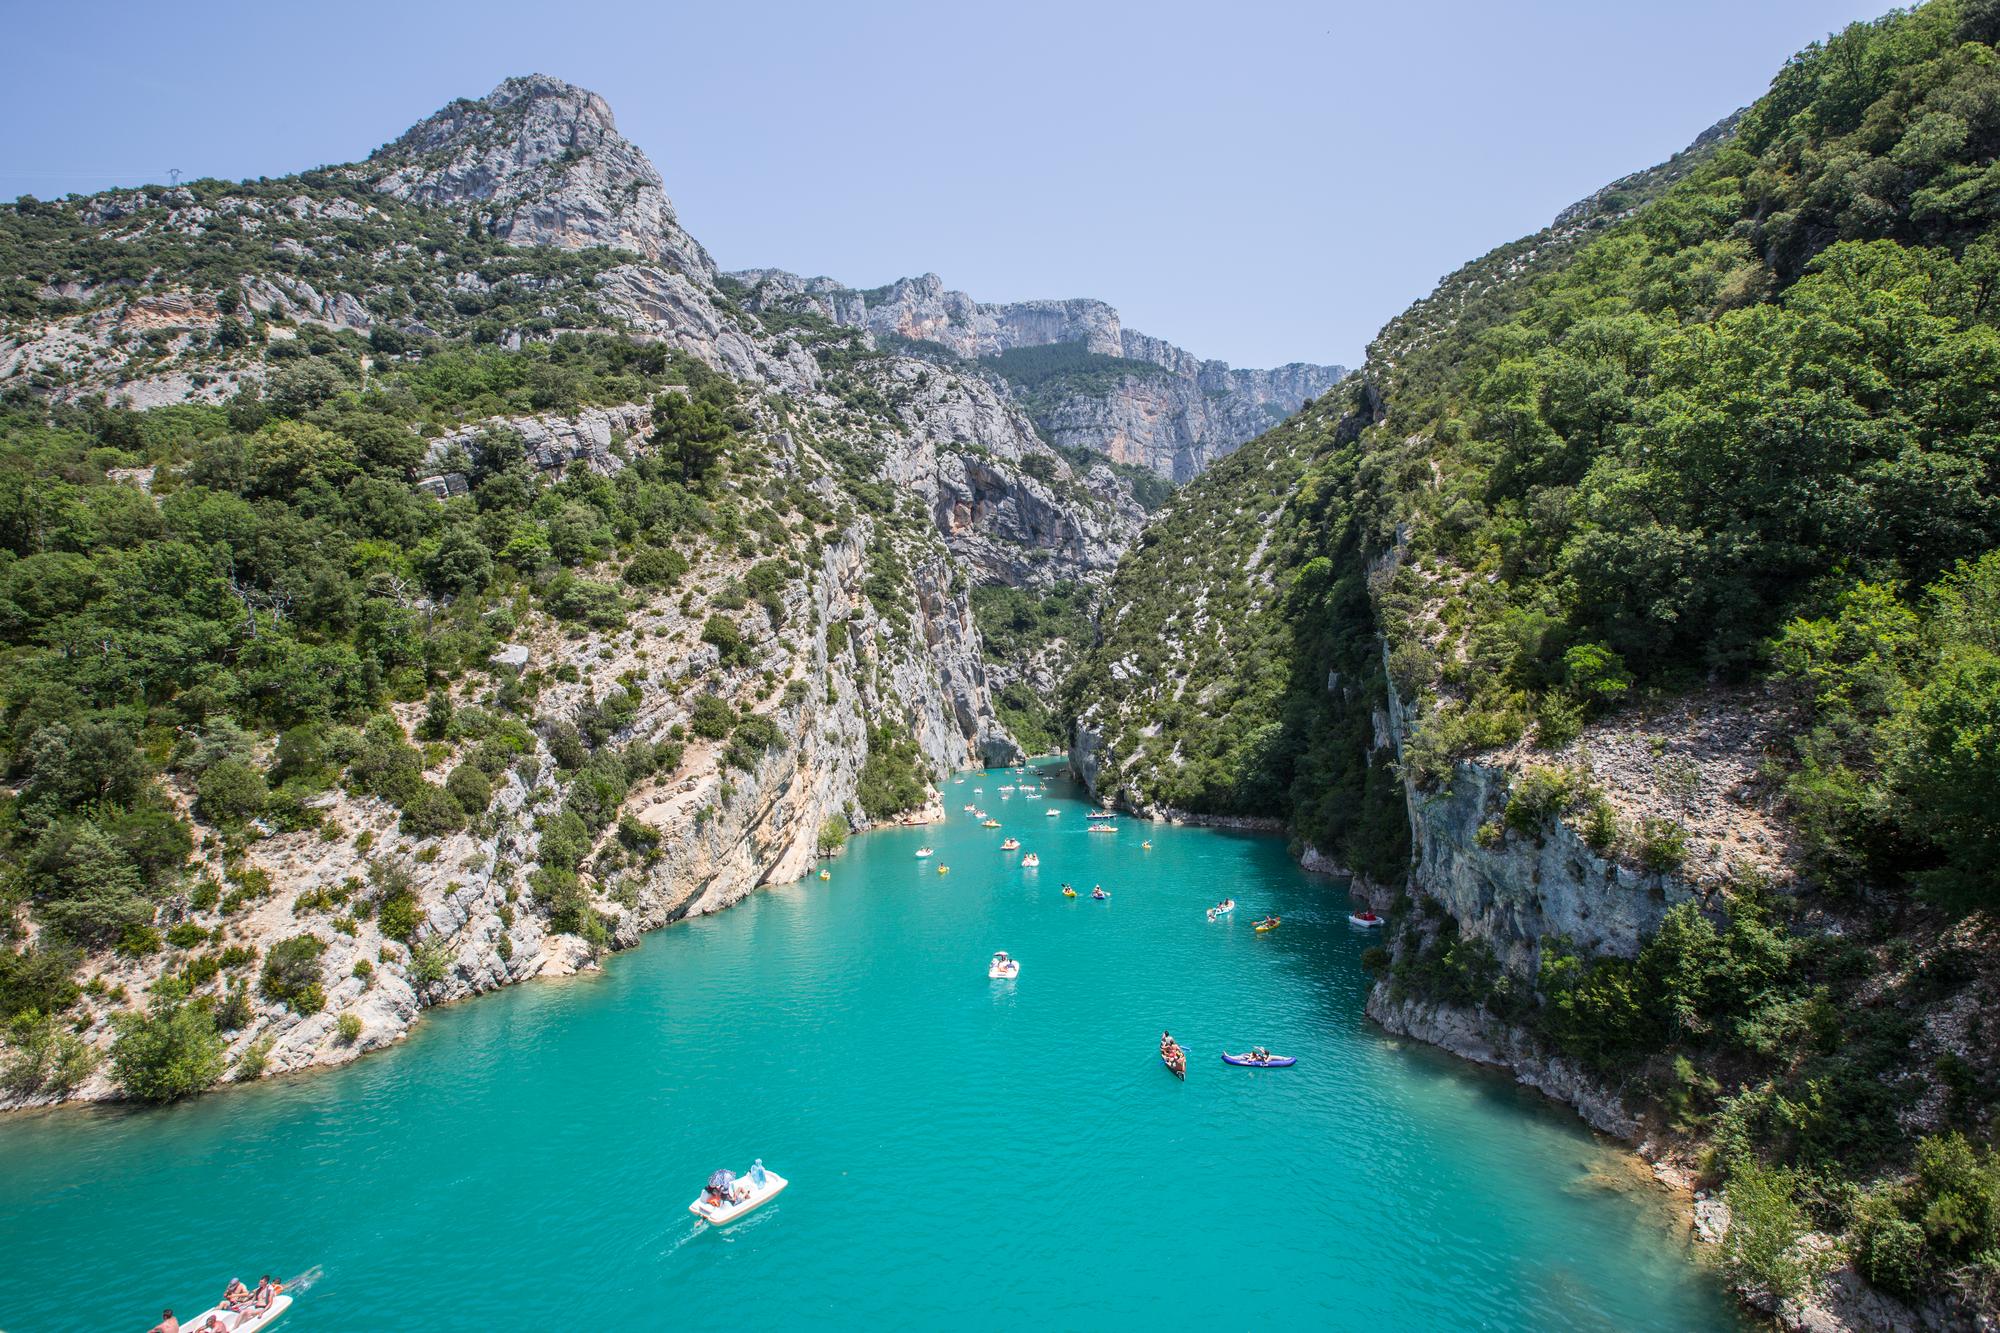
[2,0,1891,368]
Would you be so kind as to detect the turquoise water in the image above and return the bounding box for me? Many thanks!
[0,761,1742,1331]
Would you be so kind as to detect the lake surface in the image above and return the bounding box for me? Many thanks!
[0,760,1742,1331]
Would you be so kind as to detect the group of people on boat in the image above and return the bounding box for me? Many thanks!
[150,1276,279,1333]
[1160,1031,1187,1079]
[1206,898,1236,921]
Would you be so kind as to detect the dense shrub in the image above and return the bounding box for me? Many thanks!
[259,934,326,1015]
[109,987,227,1101]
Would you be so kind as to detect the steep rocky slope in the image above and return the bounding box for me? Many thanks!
[726,268,1346,480]
[0,74,1168,1108]
[1067,6,2000,1327]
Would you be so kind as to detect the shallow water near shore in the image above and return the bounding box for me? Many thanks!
[0,761,1743,1330]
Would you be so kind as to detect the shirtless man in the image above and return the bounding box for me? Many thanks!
[148,1311,179,1333]
[221,1278,251,1313]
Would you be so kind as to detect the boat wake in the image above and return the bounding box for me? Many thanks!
[282,1266,324,1294]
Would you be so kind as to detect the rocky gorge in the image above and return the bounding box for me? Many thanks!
[0,73,1171,1110]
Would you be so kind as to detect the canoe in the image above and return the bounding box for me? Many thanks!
[690,1168,789,1225]
[176,1295,294,1333]
[1222,1051,1297,1068]
[1161,1053,1186,1080]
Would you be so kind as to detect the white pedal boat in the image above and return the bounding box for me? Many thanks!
[691,1167,789,1225]
[1021,853,1040,867]
[988,952,1020,979]
[178,1295,293,1333]
[915,847,933,858]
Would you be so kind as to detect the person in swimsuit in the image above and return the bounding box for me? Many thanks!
[148,1311,179,1333]
[251,1277,276,1313]
[221,1280,251,1313]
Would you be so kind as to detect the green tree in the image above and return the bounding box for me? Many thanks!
[109,986,227,1102]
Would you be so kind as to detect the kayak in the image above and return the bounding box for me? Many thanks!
[1254,917,1280,932]
[1348,911,1383,928]
[1222,1051,1296,1068]
[177,1295,293,1332]
[1091,889,1110,900]
[691,1167,789,1225]
[818,870,830,880]
[1161,1053,1186,1080]
[1062,887,1078,897]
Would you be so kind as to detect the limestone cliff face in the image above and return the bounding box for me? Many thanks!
[869,357,1144,586]
[727,268,1346,480]
[371,74,716,283]
[734,270,1124,358]
[1396,757,1699,975]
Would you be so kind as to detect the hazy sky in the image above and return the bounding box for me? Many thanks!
[3,0,1891,368]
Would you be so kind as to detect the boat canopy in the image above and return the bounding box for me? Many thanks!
[707,1168,736,1192]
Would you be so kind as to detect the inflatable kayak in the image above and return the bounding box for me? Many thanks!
[1222,1051,1297,1068]
[691,1167,789,1225]
[177,1294,293,1332]
[1254,917,1280,932]
[1062,886,1078,897]
[1091,889,1110,900]
[1348,911,1383,928]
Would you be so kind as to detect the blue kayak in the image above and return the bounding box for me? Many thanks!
[1221,1051,1296,1068]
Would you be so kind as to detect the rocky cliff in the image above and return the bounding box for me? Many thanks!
[727,268,1346,480]
[0,73,1183,1108]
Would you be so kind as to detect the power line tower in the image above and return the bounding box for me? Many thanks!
[168,168,181,187]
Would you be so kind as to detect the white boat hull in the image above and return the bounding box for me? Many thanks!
[691,1169,789,1225]
[988,963,1020,979]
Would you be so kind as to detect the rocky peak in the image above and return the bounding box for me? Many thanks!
[370,74,715,281]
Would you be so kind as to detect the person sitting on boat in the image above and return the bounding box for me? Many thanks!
[221,1279,252,1312]
[148,1310,179,1333]
[751,1159,767,1188]
[1251,1046,1270,1064]
[251,1276,277,1313]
